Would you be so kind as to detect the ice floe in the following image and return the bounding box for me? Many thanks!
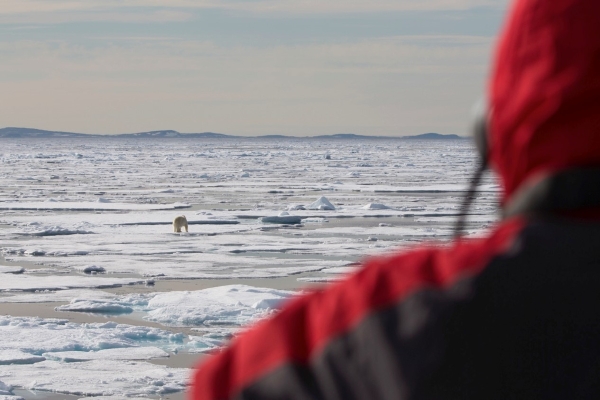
[0,202,190,211]
[145,285,293,326]
[0,266,24,274]
[0,360,187,397]
[43,347,168,362]
[0,380,19,399]
[363,203,390,210]
[56,285,294,330]
[0,137,500,397]
[0,316,185,357]
[0,275,143,292]
[307,196,336,210]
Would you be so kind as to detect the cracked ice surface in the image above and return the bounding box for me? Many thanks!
[0,316,188,396]
[0,360,187,397]
[0,137,499,397]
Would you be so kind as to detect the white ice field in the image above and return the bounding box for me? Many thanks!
[0,137,499,398]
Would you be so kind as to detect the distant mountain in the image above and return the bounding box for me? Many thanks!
[401,133,465,140]
[0,127,465,140]
[312,133,370,139]
[0,127,89,138]
[116,130,233,139]
[0,127,232,139]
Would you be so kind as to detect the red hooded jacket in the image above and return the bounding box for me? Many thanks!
[191,0,600,398]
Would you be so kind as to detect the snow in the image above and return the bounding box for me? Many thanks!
[0,381,13,395]
[0,202,189,211]
[363,203,390,210]
[0,275,143,292]
[307,196,336,210]
[44,347,169,362]
[55,300,133,314]
[0,289,117,304]
[0,350,45,365]
[0,316,185,357]
[0,360,187,397]
[144,285,293,327]
[0,266,23,274]
[0,137,499,397]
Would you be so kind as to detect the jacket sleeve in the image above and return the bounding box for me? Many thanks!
[189,219,523,400]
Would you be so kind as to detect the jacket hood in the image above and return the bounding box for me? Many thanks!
[489,0,600,204]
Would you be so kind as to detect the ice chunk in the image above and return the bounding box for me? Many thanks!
[144,285,293,327]
[0,350,45,365]
[43,347,168,362]
[79,265,106,274]
[362,203,390,210]
[0,316,185,357]
[20,224,92,236]
[307,196,335,210]
[0,380,15,395]
[55,299,133,314]
[0,289,117,304]
[0,266,24,274]
[0,360,187,397]
[0,275,143,292]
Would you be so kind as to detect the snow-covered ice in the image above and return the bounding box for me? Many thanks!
[43,347,169,362]
[0,275,143,292]
[0,360,187,397]
[307,196,336,210]
[0,137,499,397]
[143,285,293,327]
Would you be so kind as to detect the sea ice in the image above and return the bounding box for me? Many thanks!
[0,137,499,397]
[43,347,168,362]
[321,266,360,275]
[307,196,336,210]
[55,299,133,314]
[0,316,185,359]
[362,203,390,210]
[0,202,189,211]
[0,360,187,397]
[0,289,117,304]
[0,380,21,399]
[143,284,294,327]
[0,350,45,366]
[0,275,143,292]
[0,266,24,274]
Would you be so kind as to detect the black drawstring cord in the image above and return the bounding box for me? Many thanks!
[454,163,486,238]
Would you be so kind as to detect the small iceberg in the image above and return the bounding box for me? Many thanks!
[0,265,24,274]
[362,203,390,210]
[80,265,106,274]
[55,299,133,314]
[307,196,336,211]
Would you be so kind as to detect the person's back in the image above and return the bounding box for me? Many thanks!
[190,0,600,398]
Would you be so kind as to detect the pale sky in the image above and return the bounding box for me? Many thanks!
[0,0,510,136]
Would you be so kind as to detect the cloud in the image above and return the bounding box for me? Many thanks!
[0,0,510,18]
[0,35,493,135]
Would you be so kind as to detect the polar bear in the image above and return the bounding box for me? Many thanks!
[173,215,188,233]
